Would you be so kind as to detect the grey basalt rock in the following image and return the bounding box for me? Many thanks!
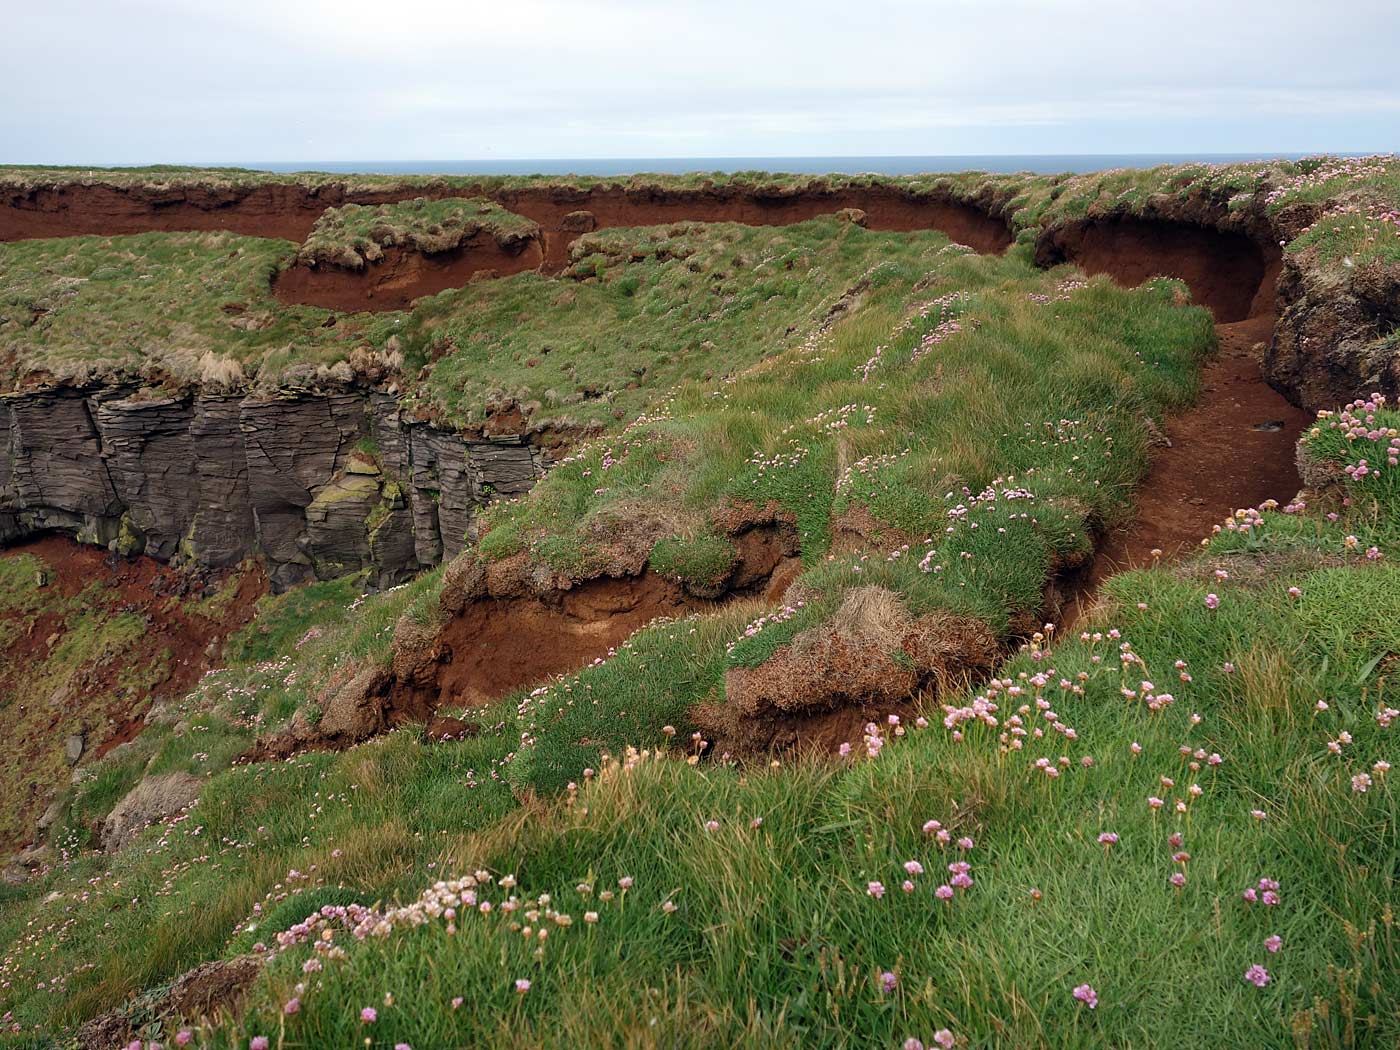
[0,383,551,589]
[95,397,198,560]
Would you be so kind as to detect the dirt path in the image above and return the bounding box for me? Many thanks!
[1061,313,1311,625]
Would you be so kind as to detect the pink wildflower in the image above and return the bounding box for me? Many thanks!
[935,884,954,900]
[251,1039,269,1050]
[515,978,531,994]
[880,971,898,993]
[361,1007,377,1023]
[867,881,886,899]
[1244,964,1270,987]
[1265,935,1282,953]
[1205,593,1220,610]
[1072,983,1098,1008]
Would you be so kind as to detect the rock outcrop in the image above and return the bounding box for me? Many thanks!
[0,385,552,589]
[100,771,203,851]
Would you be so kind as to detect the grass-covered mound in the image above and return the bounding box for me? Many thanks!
[0,231,393,389]
[294,197,540,270]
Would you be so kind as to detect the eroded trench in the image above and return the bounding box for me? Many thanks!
[0,186,1315,754]
[1040,219,1311,623]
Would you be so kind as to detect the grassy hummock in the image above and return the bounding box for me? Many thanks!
[295,197,540,269]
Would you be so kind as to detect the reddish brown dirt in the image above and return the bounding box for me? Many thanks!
[0,537,264,848]
[1039,218,1278,323]
[272,236,545,312]
[1060,314,1310,626]
[434,572,702,707]
[1,182,1013,262]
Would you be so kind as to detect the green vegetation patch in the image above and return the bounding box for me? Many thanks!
[296,197,540,269]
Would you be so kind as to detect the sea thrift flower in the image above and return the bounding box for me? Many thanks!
[1205,593,1220,609]
[1169,872,1186,888]
[1098,832,1119,846]
[515,979,531,994]
[904,860,925,875]
[284,997,301,1015]
[1265,935,1282,953]
[1072,983,1098,1008]
[1244,964,1270,988]
[175,1035,192,1048]
[880,971,898,993]
[935,884,954,900]
[868,881,886,899]
[1352,772,1373,792]
[933,1032,955,1050]
[251,1039,269,1050]
[361,1008,377,1023]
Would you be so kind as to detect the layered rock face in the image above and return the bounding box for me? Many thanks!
[0,387,548,588]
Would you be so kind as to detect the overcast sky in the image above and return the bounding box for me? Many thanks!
[4,0,1398,164]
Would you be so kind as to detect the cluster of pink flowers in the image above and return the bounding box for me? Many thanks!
[727,601,805,654]
[1311,394,1399,473]
[1262,155,1397,207]
[1028,277,1088,304]
[1241,877,1281,907]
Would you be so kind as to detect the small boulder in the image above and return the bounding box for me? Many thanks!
[101,772,203,852]
[65,733,85,765]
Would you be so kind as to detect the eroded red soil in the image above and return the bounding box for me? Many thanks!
[272,236,545,312]
[1036,216,1310,627]
[435,572,702,707]
[0,538,264,848]
[1,182,1014,258]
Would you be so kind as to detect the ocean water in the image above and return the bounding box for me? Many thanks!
[242,154,1337,178]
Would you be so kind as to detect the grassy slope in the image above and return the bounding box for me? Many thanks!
[1,161,1399,1046]
[296,197,540,267]
[0,409,1395,1048]
[0,232,387,388]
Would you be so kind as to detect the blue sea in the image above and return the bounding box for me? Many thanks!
[240,154,1343,178]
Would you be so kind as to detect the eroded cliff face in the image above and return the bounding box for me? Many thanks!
[1033,194,1400,413]
[0,387,550,589]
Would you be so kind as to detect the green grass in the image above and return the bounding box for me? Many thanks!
[179,475,1397,1049]
[297,196,539,267]
[0,231,390,387]
[4,160,1400,1047]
